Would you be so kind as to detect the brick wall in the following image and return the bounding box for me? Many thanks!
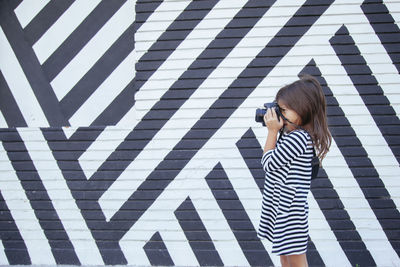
[0,0,399,266]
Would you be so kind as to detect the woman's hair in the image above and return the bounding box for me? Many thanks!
[276,74,332,161]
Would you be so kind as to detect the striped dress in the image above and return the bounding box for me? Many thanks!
[257,129,314,255]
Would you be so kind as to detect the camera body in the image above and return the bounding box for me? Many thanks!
[255,102,282,126]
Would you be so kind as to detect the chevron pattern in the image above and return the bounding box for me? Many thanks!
[0,0,400,266]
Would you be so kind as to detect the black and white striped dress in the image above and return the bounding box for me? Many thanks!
[257,129,314,255]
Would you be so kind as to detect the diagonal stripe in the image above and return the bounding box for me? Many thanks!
[60,23,133,120]
[91,78,135,126]
[235,129,265,193]
[143,232,174,266]
[135,0,163,31]
[0,142,55,264]
[0,190,30,264]
[135,0,192,60]
[33,0,101,64]
[330,25,400,206]
[0,71,26,127]
[0,27,48,127]
[174,197,224,266]
[384,0,400,27]
[40,127,129,265]
[361,1,400,74]
[42,0,126,82]
[303,61,376,266]
[1,129,81,265]
[18,128,104,265]
[14,0,50,28]
[109,0,333,246]
[23,0,74,45]
[0,110,6,128]
[205,162,276,266]
[99,0,273,220]
[0,2,67,126]
[50,0,132,101]
[68,50,134,126]
[315,55,400,265]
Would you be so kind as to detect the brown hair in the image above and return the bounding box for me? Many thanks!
[276,74,332,161]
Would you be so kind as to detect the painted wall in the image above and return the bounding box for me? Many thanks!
[0,0,399,266]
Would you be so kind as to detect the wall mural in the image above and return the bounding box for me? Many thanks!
[0,0,399,266]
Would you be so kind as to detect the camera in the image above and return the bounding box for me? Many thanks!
[255,102,282,126]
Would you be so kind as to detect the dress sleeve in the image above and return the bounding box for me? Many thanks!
[261,131,308,172]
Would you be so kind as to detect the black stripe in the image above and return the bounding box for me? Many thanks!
[9,0,23,10]
[135,0,163,31]
[235,129,264,192]
[0,71,27,127]
[175,197,224,266]
[302,61,377,266]
[0,191,31,264]
[361,0,400,74]
[42,0,127,82]
[205,163,273,266]
[330,25,400,164]
[0,129,81,265]
[135,0,220,90]
[59,23,133,120]
[40,128,128,264]
[0,2,68,126]
[143,232,174,266]
[23,0,75,45]
[306,58,399,260]
[306,237,324,266]
[90,79,135,126]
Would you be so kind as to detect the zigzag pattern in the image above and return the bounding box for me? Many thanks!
[0,0,399,266]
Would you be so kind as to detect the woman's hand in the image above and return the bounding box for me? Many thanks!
[263,108,284,153]
[264,108,284,133]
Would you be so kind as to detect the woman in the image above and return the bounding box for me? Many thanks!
[257,75,332,267]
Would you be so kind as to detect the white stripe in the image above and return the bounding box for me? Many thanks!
[78,126,133,179]
[69,50,134,126]
[323,141,399,266]
[219,152,281,266]
[0,142,55,264]
[0,28,48,127]
[50,0,133,100]
[0,111,7,128]
[0,240,7,264]
[18,128,104,265]
[315,46,400,212]
[135,0,191,60]
[160,222,199,266]
[384,0,400,26]
[33,0,101,64]
[308,195,351,267]
[346,8,400,119]
[120,185,198,265]
[14,0,50,28]
[191,179,250,266]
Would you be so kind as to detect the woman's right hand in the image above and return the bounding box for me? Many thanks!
[264,108,284,132]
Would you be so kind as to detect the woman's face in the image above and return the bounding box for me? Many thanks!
[277,100,302,132]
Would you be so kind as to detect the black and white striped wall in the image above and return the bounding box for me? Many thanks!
[0,0,399,266]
